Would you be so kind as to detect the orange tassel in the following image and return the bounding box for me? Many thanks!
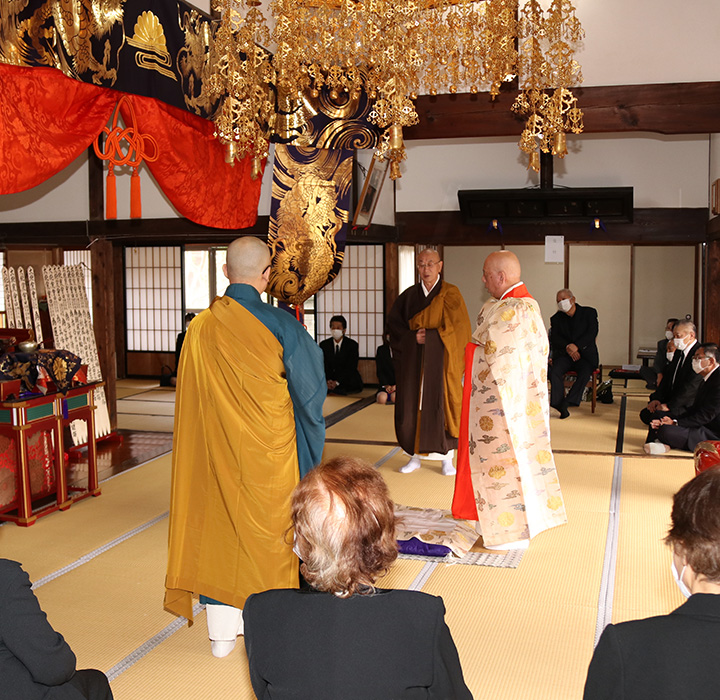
[93,95,158,221]
[106,168,117,220]
[130,168,141,219]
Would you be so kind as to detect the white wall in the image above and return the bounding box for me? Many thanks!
[444,243,698,367]
[575,0,720,87]
[395,133,711,212]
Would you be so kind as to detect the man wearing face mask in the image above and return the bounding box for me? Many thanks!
[644,344,720,454]
[640,320,702,427]
[584,466,720,700]
[319,315,364,395]
[639,318,679,390]
[548,289,599,418]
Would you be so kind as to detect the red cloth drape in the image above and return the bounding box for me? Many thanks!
[0,64,116,194]
[119,94,264,230]
[0,63,263,229]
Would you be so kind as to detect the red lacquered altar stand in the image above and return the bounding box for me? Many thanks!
[0,381,102,526]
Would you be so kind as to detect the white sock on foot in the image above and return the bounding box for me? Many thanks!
[400,456,421,474]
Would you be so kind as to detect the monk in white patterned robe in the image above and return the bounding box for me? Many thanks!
[452,251,567,549]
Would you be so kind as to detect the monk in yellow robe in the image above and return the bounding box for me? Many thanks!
[388,247,471,476]
[452,251,567,550]
[164,237,326,657]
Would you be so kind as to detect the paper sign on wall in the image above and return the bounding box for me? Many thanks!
[545,235,564,263]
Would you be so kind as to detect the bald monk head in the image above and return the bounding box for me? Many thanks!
[482,250,522,300]
[223,237,272,293]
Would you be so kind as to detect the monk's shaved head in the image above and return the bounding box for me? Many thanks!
[484,251,521,282]
[482,250,522,299]
[224,237,271,284]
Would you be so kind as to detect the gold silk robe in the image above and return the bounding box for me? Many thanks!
[164,296,300,623]
[452,285,567,546]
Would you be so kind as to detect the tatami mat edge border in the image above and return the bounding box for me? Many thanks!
[32,511,169,590]
[594,455,622,645]
[106,602,205,681]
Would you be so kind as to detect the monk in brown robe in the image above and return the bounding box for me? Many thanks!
[388,248,471,475]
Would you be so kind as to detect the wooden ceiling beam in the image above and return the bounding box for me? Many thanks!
[406,81,720,140]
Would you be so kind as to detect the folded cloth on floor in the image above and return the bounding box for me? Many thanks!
[394,504,479,558]
[397,537,452,557]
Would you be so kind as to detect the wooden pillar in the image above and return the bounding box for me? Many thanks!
[90,238,117,430]
[540,152,554,191]
[113,244,127,380]
[705,237,720,343]
[384,242,399,318]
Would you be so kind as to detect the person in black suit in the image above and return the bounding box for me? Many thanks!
[375,330,396,404]
[0,558,114,700]
[644,343,720,454]
[584,465,720,700]
[243,456,472,700]
[549,289,599,418]
[318,315,363,395]
[640,320,702,427]
[639,317,678,389]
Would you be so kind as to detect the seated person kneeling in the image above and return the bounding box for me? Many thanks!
[319,315,363,395]
[645,343,720,454]
[584,465,720,700]
[640,320,702,426]
[0,558,114,700]
[243,456,473,700]
[375,331,396,404]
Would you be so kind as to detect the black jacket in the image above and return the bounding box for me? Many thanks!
[0,559,83,700]
[651,341,702,414]
[319,336,363,393]
[550,303,599,368]
[244,587,473,700]
[677,367,720,434]
[584,594,720,700]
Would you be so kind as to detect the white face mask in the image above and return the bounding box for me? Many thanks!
[671,558,692,598]
[665,330,674,340]
[331,328,344,340]
[557,298,572,313]
[666,351,675,362]
[674,336,688,352]
[692,358,708,374]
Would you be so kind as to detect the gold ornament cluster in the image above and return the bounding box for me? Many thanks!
[207,0,585,177]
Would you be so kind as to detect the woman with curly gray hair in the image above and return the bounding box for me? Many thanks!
[243,456,472,699]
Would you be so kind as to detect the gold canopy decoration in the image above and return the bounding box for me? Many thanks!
[205,0,276,177]
[207,0,585,177]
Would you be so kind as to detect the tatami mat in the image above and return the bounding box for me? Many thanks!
[418,455,615,699]
[321,442,397,466]
[117,400,176,416]
[108,607,256,700]
[550,400,619,453]
[326,402,397,442]
[117,387,146,399]
[34,521,172,673]
[612,455,694,623]
[116,379,161,390]
[2,375,701,700]
[122,390,177,403]
[1,455,171,581]
[117,413,175,433]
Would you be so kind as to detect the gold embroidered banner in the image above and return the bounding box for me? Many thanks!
[267,145,353,306]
